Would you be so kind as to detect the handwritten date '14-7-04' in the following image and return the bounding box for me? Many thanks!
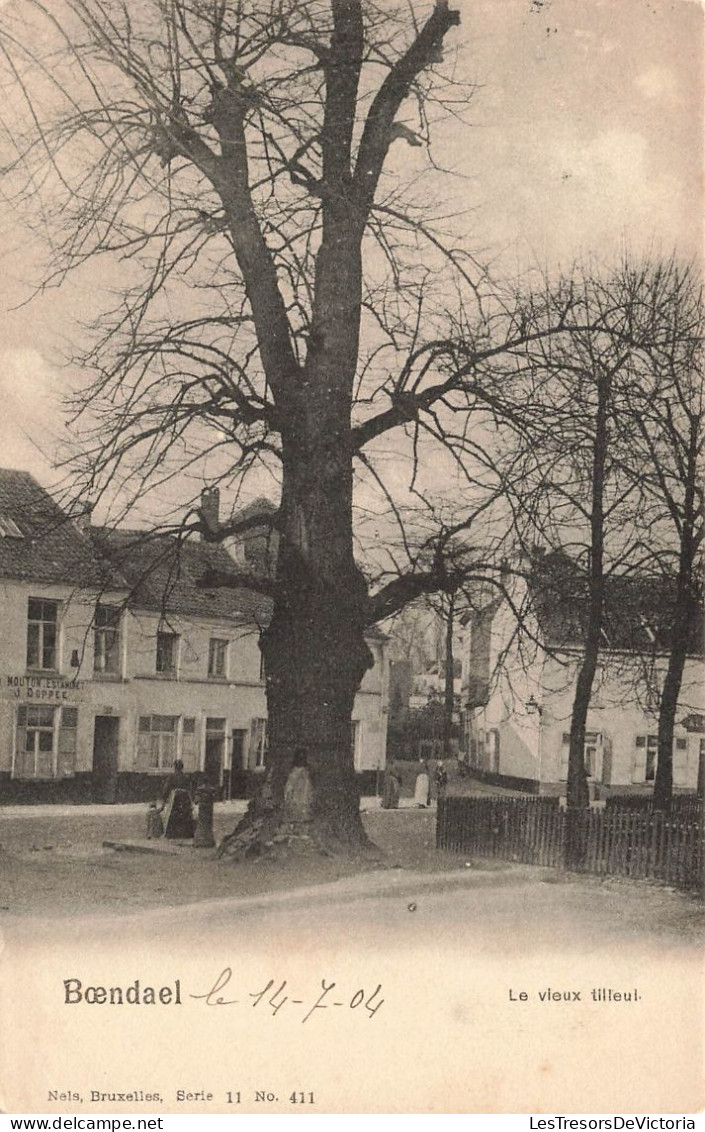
[62,973,384,1022]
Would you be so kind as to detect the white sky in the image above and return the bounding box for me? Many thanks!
[0,0,701,508]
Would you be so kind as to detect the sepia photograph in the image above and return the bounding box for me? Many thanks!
[0,0,702,1117]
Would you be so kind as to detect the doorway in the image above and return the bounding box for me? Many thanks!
[229,728,248,798]
[92,716,120,803]
[204,718,227,794]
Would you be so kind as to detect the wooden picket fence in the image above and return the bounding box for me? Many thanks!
[604,794,703,822]
[436,796,704,893]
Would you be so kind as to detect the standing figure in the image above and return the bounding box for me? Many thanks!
[414,760,431,808]
[381,763,401,810]
[160,759,195,839]
[434,760,449,801]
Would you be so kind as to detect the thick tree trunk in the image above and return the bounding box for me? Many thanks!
[564,614,598,869]
[653,637,686,812]
[220,215,376,854]
[220,432,374,856]
[653,533,696,811]
[566,657,594,812]
[261,475,373,849]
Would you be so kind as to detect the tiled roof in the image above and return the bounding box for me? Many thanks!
[91,527,272,623]
[530,550,704,656]
[0,470,385,638]
[0,469,117,588]
[226,496,278,525]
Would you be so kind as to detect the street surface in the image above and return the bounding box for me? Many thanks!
[0,800,702,1116]
[0,800,702,949]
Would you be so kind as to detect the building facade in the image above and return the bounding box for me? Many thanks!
[0,471,388,803]
[459,552,705,797]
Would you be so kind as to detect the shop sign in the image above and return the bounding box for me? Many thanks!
[3,674,84,701]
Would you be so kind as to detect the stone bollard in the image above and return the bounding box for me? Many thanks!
[193,782,216,848]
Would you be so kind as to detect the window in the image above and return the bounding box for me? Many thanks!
[249,718,268,769]
[674,735,689,787]
[560,732,602,781]
[584,732,600,778]
[634,734,690,783]
[14,705,77,779]
[156,631,179,675]
[16,705,54,778]
[27,598,59,671]
[208,638,228,678]
[0,515,23,538]
[136,715,178,770]
[94,605,122,675]
[487,728,500,774]
[638,735,659,782]
[476,730,486,765]
[634,734,658,782]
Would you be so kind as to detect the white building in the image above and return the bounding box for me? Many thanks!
[459,550,704,797]
[0,470,387,803]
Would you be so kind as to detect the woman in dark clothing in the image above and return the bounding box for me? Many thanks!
[160,759,195,839]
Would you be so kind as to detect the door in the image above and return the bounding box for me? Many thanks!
[204,718,226,794]
[229,729,248,798]
[92,716,119,803]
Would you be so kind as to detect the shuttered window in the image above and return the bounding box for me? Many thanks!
[633,735,691,783]
[560,732,602,781]
[14,705,77,778]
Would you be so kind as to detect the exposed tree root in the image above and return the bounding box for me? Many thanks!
[217,813,382,864]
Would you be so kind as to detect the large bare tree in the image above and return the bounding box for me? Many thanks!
[0,0,598,851]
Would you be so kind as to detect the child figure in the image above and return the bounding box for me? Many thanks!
[146,801,164,839]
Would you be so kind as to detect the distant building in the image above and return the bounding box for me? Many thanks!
[0,471,387,803]
[409,663,462,712]
[459,550,705,797]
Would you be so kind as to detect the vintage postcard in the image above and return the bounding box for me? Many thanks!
[0,0,702,1117]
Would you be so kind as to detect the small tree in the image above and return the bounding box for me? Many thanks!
[497,259,702,844]
[506,268,649,820]
[613,260,704,809]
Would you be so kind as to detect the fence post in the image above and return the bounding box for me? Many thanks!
[436,796,444,849]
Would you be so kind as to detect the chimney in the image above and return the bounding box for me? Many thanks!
[75,503,94,533]
[200,487,220,540]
